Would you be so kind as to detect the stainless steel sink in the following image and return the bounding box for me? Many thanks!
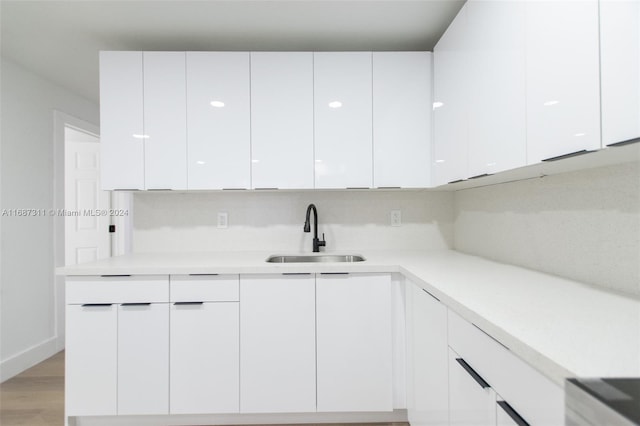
[266,254,366,263]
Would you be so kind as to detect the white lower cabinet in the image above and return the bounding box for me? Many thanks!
[170,274,240,414]
[316,273,393,412]
[66,304,117,416]
[448,348,497,426]
[65,275,169,418]
[448,309,564,426]
[407,284,448,426]
[117,303,169,415]
[239,274,316,413]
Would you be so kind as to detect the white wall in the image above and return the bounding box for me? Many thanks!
[453,162,640,297]
[0,58,99,380]
[133,190,454,253]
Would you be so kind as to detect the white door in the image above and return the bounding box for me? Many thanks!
[170,302,240,414]
[316,273,393,412]
[64,127,111,265]
[117,303,169,415]
[448,348,497,426]
[186,52,251,190]
[314,52,373,189]
[372,52,432,188]
[251,52,314,189]
[240,274,316,413]
[65,304,117,416]
[408,284,449,425]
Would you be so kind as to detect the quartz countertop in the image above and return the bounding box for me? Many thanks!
[57,249,640,388]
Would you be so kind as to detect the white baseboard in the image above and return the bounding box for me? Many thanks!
[0,336,60,382]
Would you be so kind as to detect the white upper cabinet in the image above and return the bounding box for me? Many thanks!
[314,52,373,189]
[600,0,640,145]
[99,51,145,190]
[433,6,470,186]
[251,52,314,189]
[186,52,251,189]
[525,0,601,163]
[143,52,187,189]
[466,0,526,177]
[373,52,432,188]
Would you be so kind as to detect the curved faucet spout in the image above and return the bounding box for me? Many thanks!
[303,204,326,252]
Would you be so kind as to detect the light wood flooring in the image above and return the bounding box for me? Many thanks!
[0,351,65,426]
[1,351,408,426]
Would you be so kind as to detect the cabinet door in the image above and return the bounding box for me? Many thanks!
[408,285,448,426]
[251,52,314,189]
[143,52,187,189]
[170,302,239,414]
[240,274,316,413]
[186,52,251,189]
[600,0,640,145]
[466,0,526,177]
[373,52,432,188]
[448,348,497,426]
[316,273,392,412]
[433,6,470,186]
[117,303,169,415]
[66,304,117,416]
[314,52,373,188]
[99,51,144,190]
[525,0,601,163]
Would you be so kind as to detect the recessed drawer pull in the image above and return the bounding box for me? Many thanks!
[81,303,113,307]
[187,273,219,276]
[541,149,594,162]
[422,288,440,302]
[173,302,204,306]
[100,274,131,277]
[456,358,490,389]
[320,272,349,275]
[607,137,640,147]
[120,303,151,306]
[497,400,530,426]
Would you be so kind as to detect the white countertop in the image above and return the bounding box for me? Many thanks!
[58,249,640,388]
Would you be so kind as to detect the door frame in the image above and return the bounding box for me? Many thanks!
[53,110,133,350]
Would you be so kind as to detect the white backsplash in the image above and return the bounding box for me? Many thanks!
[133,190,454,253]
[453,161,640,297]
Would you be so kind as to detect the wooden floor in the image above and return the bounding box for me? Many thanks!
[1,351,407,426]
[0,351,65,426]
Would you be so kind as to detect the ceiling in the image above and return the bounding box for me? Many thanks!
[0,0,465,104]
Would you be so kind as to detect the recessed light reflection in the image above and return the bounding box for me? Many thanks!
[435,160,445,164]
[210,101,225,108]
[433,101,444,109]
[543,100,559,106]
[251,159,260,163]
[132,134,149,139]
[574,132,586,137]
[196,161,206,165]
[328,101,342,108]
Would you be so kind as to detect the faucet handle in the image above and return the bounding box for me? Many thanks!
[319,233,326,247]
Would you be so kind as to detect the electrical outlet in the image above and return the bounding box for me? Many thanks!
[391,210,402,227]
[217,212,228,229]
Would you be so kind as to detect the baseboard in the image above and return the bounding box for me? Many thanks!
[0,336,60,382]
[71,409,409,426]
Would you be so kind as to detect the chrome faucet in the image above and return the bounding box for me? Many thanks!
[304,203,326,252]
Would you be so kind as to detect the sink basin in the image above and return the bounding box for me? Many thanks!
[266,254,366,263]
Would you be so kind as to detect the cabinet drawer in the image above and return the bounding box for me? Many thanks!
[66,276,169,304]
[448,310,563,425]
[170,275,239,302]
